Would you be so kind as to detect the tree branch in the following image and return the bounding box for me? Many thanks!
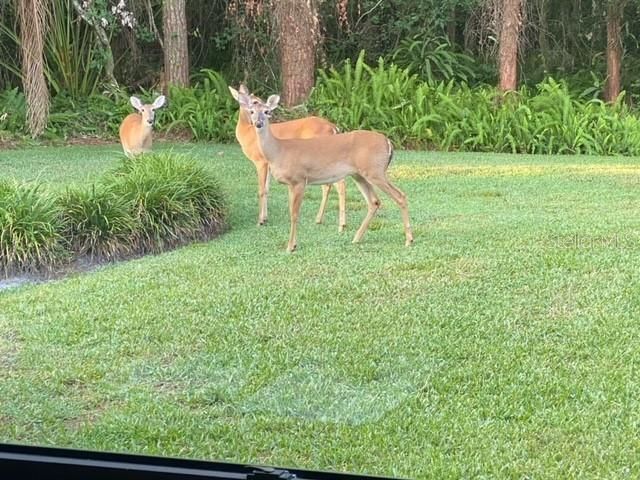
[71,0,118,87]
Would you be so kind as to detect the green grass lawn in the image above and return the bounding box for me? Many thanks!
[2,143,640,479]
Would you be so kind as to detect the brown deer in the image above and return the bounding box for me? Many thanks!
[229,85,346,230]
[235,91,413,252]
[119,95,166,157]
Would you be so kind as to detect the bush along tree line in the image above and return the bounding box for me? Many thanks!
[1,0,640,154]
[0,153,228,275]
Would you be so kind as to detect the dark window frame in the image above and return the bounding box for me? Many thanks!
[0,443,402,480]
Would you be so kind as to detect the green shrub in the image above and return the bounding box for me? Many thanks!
[391,35,480,85]
[0,153,228,275]
[46,89,131,140]
[164,69,237,142]
[42,69,235,142]
[58,185,139,260]
[0,182,67,275]
[310,51,424,145]
[0,88,26,136]
[310,52,640,155]
[105,153,227,252]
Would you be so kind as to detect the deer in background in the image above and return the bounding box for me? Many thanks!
[229,85,346,230]
[119,95,166,157]
[235,91,413,252]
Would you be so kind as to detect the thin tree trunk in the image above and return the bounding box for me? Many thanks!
[447,6,457,45]
[536,0,549,72]
[498,0,524,92]
[274,0,320,107]
[605,0,626,102]
[163,0,189,88]
[18,0,49,137]
[71,0,117,88]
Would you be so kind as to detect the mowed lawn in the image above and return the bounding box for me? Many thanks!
[2,143,640,479]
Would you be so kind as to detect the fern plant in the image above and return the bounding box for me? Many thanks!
[392,35,479,85]
[164,69,236,142]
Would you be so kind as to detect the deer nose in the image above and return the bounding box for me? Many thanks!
[255,120,264,129]
[147,119,154,125]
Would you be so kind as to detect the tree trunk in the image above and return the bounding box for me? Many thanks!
[605,0,626,102]
[498,0,524,92]
[163,0,189,88]
[274,0,320,107]
[71,0,118,88]
[447,6,457,45]
[18,0,49,137]
[536,0,549,72]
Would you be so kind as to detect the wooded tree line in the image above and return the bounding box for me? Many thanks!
[0,0,638,137]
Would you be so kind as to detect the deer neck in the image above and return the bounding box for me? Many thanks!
[254,122,282,165]
[235,108,255,142]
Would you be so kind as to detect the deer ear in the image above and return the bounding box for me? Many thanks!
[130,96,143,111]
[236,92,253,110]
[228,86,240,101]
[238,84,249,95]
[266,95,280,110]
[152,95,166,109]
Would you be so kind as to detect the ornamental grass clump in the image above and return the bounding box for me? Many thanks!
[105,153,227,252]
[0,181,67,275]
[58,185,139,261]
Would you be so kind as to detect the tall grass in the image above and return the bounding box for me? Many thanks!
[105,153,228,252]
[0,182,67,275]
[58,185,139,260]
[1,153,228,275]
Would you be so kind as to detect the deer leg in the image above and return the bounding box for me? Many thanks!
[351,175,380,244]
[316,184,332,225]
[287,183,305,253]
[256,161,269,225]
[336,180,347,233]
[368,176,414,246]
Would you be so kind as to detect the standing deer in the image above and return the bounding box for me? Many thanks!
[119,95,166,157]
[229,85,346,230]
[235,92,413,252]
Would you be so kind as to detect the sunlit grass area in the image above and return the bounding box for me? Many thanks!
[2,144,640,479]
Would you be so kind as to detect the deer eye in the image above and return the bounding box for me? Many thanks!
[264,110,271,116]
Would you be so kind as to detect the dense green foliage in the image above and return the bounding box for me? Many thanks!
[58,184,139,260]
[3,1,640,153]
[3,0,640,96]
[105,153,227,251]
[4,54,640,155]
[0,153,227,275]
[3,145,640,478]
[0,181,67,274]
[163,70,237,142]
[0,73,236,143]
[391,35,482,85]
[309,52,640,154]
